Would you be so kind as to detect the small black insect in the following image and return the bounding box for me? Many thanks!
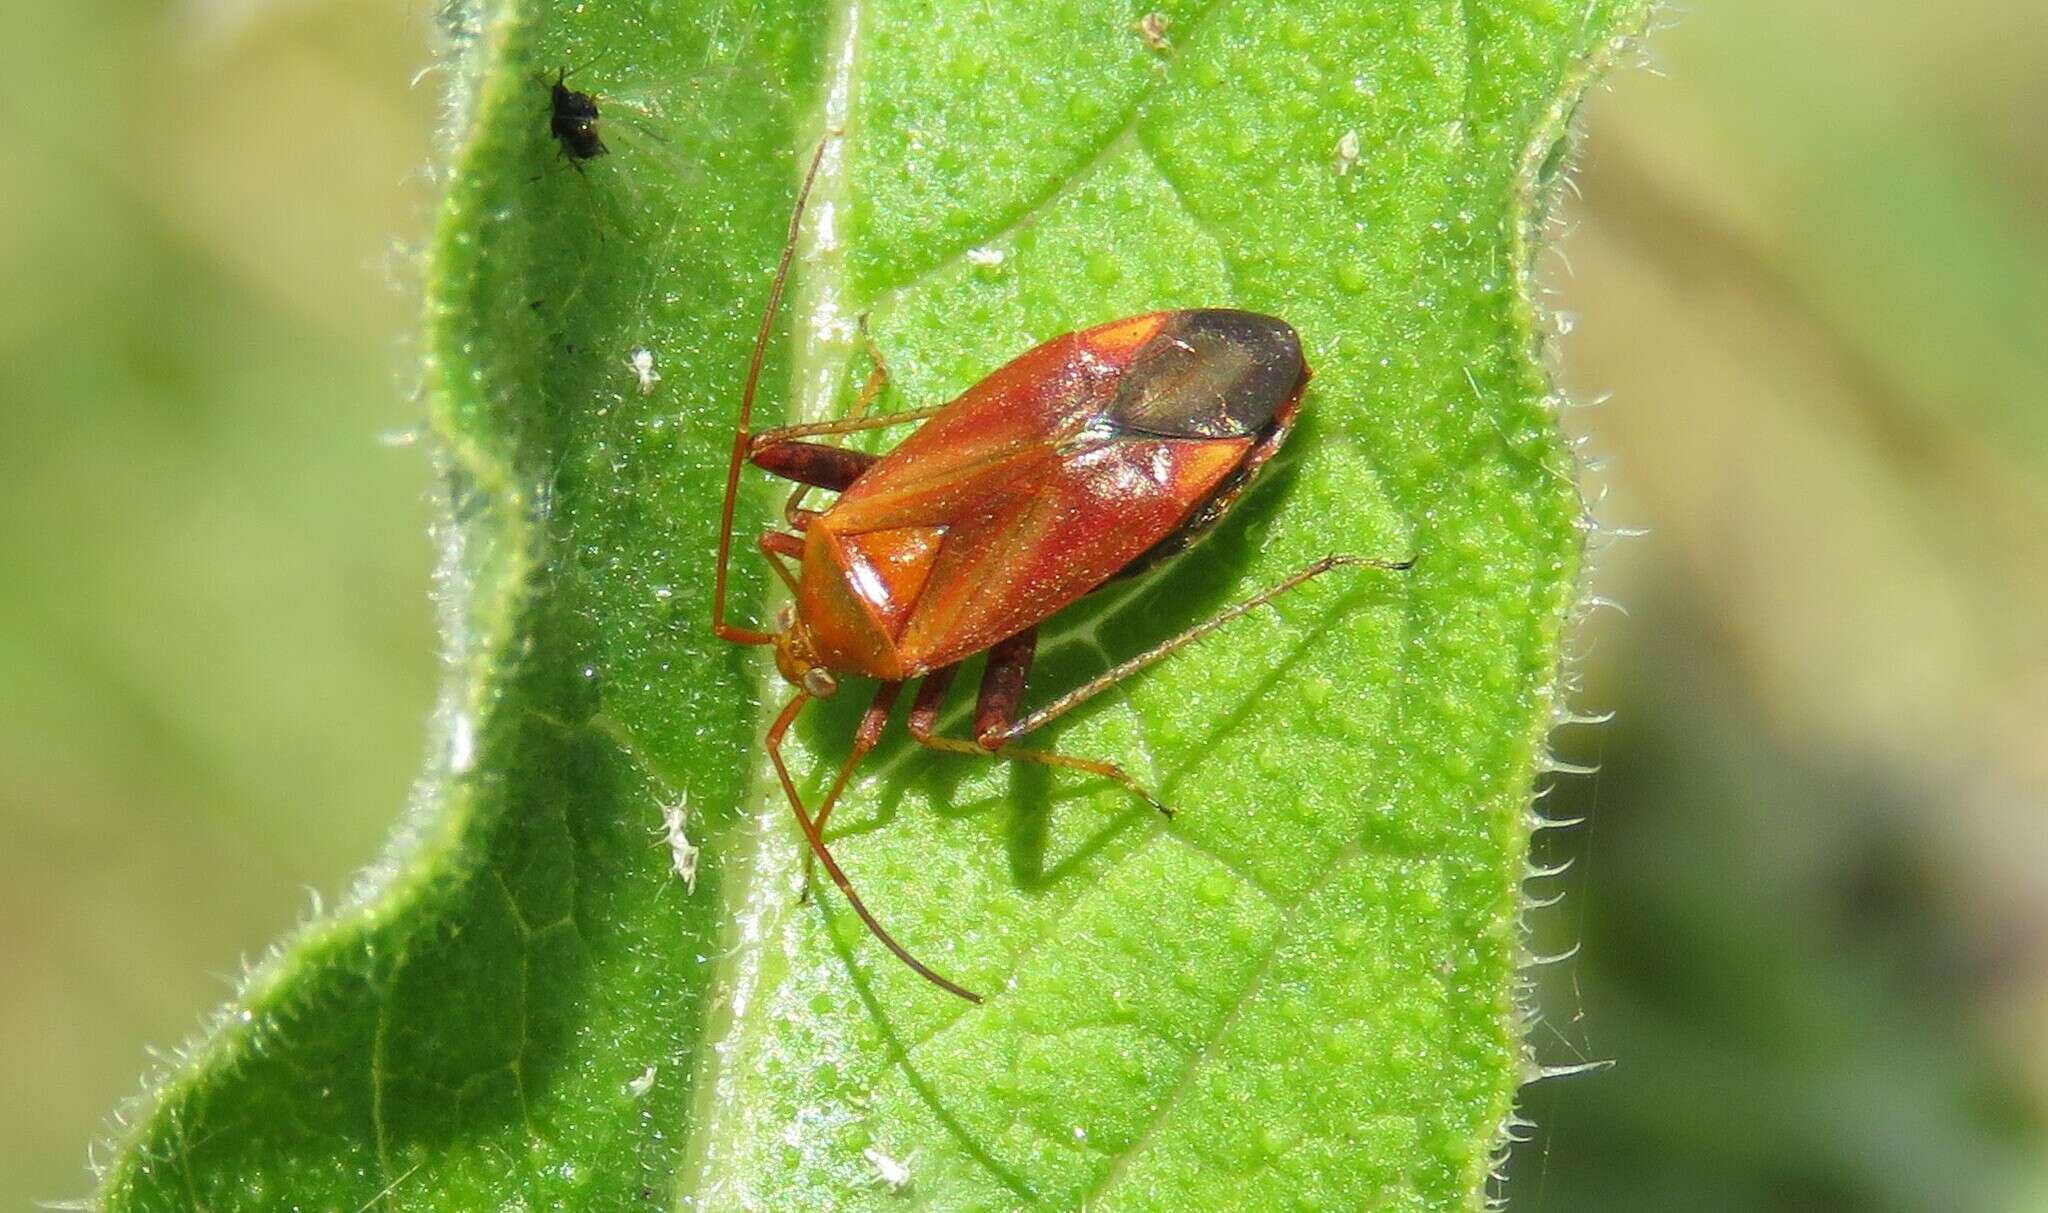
[548,69,607,166]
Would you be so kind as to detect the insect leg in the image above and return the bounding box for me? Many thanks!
[746,440,877,528]
[996,554,1413,744]
[765,689,983,1004]
[800,681,904,894]
[784,486,817,532]
[906,631,1172,818]
[905,663,959,735]
[746,404,946,448]
[757,531,804,596]
[769,319,893,521]
[850,316,891,420]
[753,333,880,518]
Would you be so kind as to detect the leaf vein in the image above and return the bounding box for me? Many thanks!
[866,0,1236,309]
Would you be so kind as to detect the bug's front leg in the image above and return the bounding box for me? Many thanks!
[746,404,945,449]
[906,629,1172,818]
[745,324,924,451]
[800,680,904,896]
[757,531,804,595]
[749,440,877,529]
[767,326,897,525]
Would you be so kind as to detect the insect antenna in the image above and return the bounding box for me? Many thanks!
[764,691,984,1004]
[713,136,833,645]
[537,48,613,100]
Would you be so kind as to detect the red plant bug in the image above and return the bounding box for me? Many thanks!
[713,141,1413,1002]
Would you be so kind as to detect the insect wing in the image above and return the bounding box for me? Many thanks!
[894,430,1254,670]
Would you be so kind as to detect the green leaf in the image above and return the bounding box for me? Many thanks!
[96,0,1643,1209]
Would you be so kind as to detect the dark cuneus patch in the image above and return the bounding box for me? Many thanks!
[1108,310,1311,579]
[548,70,607,166]
[1103,309,1307,442]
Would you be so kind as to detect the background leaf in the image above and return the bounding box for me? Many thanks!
[93,0,1642,1209]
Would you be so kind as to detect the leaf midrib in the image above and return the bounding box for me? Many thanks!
[673,0,867,1204]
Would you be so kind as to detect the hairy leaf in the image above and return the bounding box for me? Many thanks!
[97,0,1642,1208]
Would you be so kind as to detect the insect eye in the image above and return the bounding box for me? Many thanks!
[803,668,838,698]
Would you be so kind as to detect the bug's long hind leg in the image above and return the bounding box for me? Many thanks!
[996,554,1414,744]
[800,681,903,896]
[906,635,1172,818]
[764,690,982,1004]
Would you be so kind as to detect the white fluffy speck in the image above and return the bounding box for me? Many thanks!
[660,799,700,894]
[627,346,661,395]
[1334,128,1361,175]
[863,1147,911,1191]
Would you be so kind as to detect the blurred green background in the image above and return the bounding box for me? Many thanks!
[3,1,2043,1209]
